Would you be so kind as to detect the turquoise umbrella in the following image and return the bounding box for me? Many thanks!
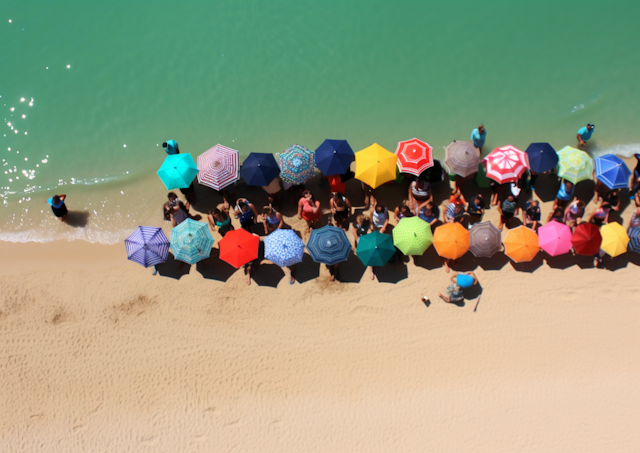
[356,231,396,267]
[157,154,199,190]
[170,219,214,264]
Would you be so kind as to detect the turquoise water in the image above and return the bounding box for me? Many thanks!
[1,0,640,242]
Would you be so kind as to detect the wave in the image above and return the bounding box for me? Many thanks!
[0,226,133,245]
[590,143,640,158]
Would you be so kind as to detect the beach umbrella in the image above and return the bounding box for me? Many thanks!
[395,138,433,176]
[356,231,396,267]
[503,226,539,263]
[196,144,240,190]
[354,143,397,188]
[556,146,594,184]
[393,217,433,255]
[571,222,602,256]
[627,227,640,254]
[600,222,629,258]
[125,226,170,267]
[594,154,631,190]
[264,229,305,267]
[525,143,558,174]
[538,220,573,256]
[170,219,214,264]
[315,139,354,177]
[307,225,351,265]
[157,153,199,190]
[444,141,479,178]
[241,152,280,186]
[483,145,529,184]
[218,229,259,268]
[468,221,502,258]
[433,222,470,260]
[420,159,444,183]
[277,144,316,185]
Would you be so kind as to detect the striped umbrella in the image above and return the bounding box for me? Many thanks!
[395,138,433,176]
[197,144,240,190]
[503,226,539,263]
[125,226,170,267]
[469,221,502,258]
[264,229,305,267]
[393,217,433,255]
[315,139,354,177]
[307,225,351,265]
[157,153,199,190]
[277,144,316,185]
[170,219,214,264]
[628,227,640,253]
[356,231,396,267]
[433,222,469,259]
[538,220,572,256]
[600,222,629,258]
[444,141,479,178]
[557,146,594,184]
[594,154,631,190]
[218,229,259,268]
[483,145,529,184]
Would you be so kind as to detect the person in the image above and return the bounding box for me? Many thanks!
[165,192,189,227]
[234,198,259,231]
[261,176,283,211]
[467,194,485,220]
[417,201,439,226]
[330,193,352,231]
[47,194,68,221]
[208,208,233,236]
[448,188,466,207]
[564,199,585,229]
[522,200,541,230]
[162,140,179,154]
[408,178,432,214]
[436,272,478,304]
[588,201,612,226]
[297,190,321,231]
[471,124,486,156]
[243,232,260,286]
[553,180,575,210]
[180,181,196,205]
[261,206,283,234]
[576,124,595,147]
[604,189,621,212]
[352,214,371,246]
[362,182,376,210]
[546,207,565,224]
[628,206,640,231]
[629,154,640,199]
[490,182,506,206]
[394,201,414,221]
[498,195,519,230]
[444,202,465,224]
[369,201,389,233]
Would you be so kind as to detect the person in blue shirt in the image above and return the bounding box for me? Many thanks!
[576,124,595,147]
[162,140,180,154]
[470,124,486,156]
[46,194,68,221]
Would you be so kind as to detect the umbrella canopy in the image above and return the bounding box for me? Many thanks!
[557,146,594,184]
[197,144,240,190]
[157,153,199,190]
[538,220,573,256]
[356,231,396,267]
[355,143,397,188]
[469,221,502,258]
[277,144,316,185]
[526,143,558,174]
[594,154,632,190]
[504,226,539,263]
[218,229,259,268]
[241,152,280,186]
[393,217,433,255]
[445,141,480,178]
[125,226,170,267]
[571,222,602,256]
[264,229,305,267]
[600,222,629,257]
[395,138,433,176]
[628,227,640,254]
[483,145,529,184]
[315,139,354,177]
[170,219,214,264]
[420,159,444,183]
[433,222,469,259]
[307,225,351,265]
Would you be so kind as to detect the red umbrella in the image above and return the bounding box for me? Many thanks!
[218,229,259,268]
[483,145,529,184]
[395,138,433,176]
[571,222,602,256]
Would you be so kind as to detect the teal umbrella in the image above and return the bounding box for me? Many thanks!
[356,231,396,267]
[157,154,199,190]
[170,219,214,264]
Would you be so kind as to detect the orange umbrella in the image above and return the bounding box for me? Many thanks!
[432,222,470,259]
[504,226,539,263]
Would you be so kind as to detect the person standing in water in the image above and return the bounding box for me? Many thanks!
[470,124,486,157]
[576,124,595,147]
[162,140,180,154]
[47,194,68,222]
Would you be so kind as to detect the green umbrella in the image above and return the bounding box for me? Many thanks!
[356,231,396,267]
[556,146,593,184]
[157,154,199,190]
[393,217,433,255]
[170,219,214,264]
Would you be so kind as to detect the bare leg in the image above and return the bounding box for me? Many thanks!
[437,291,450,302]
[368,266,374,280]
[246,264,252,285]
[444,259,450,273]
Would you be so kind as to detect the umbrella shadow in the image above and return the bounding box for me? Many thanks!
[65,210,90,228]
[195,249,237,282]
[601,254,632,272]
[545,253,581,269]
[252,262,285,287]
[533,173,560,202]
[413,246,442,271]
[510,253,544,272]
[374,261,408,284]
[463,284,483,301]
[474,252,510,271]
[338,252,366,283]
[448,253,478,272]
[155,253,191,279]
[294,253,321,283]
[574,180,596,205]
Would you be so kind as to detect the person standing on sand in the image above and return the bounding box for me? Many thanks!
[47,194,68,222]
[162,140,180,154]
[471,124,486,157]
[576,124,595,147]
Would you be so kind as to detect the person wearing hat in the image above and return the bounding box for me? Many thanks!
[162,140,180,155]
[576,124,595,147]
[470,124,486,157]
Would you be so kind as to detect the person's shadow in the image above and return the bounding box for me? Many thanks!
[65,211,90,228]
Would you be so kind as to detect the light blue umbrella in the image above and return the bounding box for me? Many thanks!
[170,219,214,264]
[264,229,305,267]
[277,144,316,185]
[307,225,351,265]
[594,154,631,190]
[157,153,199,190]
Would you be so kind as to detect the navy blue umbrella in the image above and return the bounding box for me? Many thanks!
[307,225,351,265]
[628,227,640,254]
[125,226,170,267]
[241,152,280,186]
[315,139,354,177]
[525,143,558,173]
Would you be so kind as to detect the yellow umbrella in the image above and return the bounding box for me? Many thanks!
[355,143,397,188]
[600,222,629,257]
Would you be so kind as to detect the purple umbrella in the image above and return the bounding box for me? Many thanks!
[125,226,170,267]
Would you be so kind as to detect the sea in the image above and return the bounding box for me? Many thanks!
[1,0,639,243]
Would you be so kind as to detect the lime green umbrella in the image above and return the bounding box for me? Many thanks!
[356,231,396,267]
[393,217,433,255]
[157,154,199,190]
[556,146,593,184]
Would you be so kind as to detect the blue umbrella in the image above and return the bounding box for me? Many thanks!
[170,219,214,264]
[157,153,199,190]
[307,225,351,265]
[125,226,170,267]
[277,144,316,185]
[628,227,640,253]
[264,229,305,267]
[525,143,558,173]
[241,152,280,186]
[315,139,354,177]
[594,154,631,190]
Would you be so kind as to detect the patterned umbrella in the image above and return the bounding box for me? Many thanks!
[157,153,199,190]
[571,222,602,256]
[356,231,396,267]
[277,144,316,185]
[556,146,594,184]
[307,225,351,265]
[628,227,640,254]
[594,154,631,190]
[315,139,354,177]
[538,220,572,256]
[197,144,240,190]
[264,229,305,267]
[393,217,433,255]
[444,141,479,178]
[354,143,397,188]
[241,152,280,186]
[483,145,529,184]
[526,143,558,173]
[395,138,434,176]
[433,222,469,259]
[170,219,214,264]
[468,221,502,258]
[600,222,629,258]
[125,226,170,267]
[503,226,539,263]
[218,229,259,268]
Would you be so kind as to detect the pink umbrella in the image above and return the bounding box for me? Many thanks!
[197,144,240,190]
[538,220,572,256]
[483,145,529,184]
